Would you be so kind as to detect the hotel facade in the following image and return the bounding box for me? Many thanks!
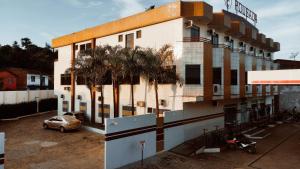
[52,1,280,130]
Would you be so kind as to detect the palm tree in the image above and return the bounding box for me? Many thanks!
[121,47,143,116]
[72,45,109,125]
[106,45,123,117]
[140,44,181,117]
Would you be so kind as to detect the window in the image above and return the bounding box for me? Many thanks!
[98,104,110,118]
[80,102,87,114]
[245,72,248,84]
[136,30,142,39]
[191,26,200,41]
[231,70,238,85]
[185,65,201,84]
[230,39,234,50]
[211,33,219,46]
[213,67,222,84]
[118,35,123,42]
[80,44,85,51]
[120,74,140,85]
[122,105,136,117]
[147,107,153,114]
[31,76,35,82]
[41,77,46,86]
[60,74,71,85]
[76,75,86,85]
[62,101,69,112]
[125,33,134,48]
[86,43,92,50]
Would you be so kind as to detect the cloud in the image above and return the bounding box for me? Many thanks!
[113,0,144,18]
[63,0,103,8]
[256,0,300,19]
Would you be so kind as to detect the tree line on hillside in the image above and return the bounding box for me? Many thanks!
[0,38,57,74]
[71,44,182,125]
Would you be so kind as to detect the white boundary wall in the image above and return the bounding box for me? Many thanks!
[0,133,4,169]
[163,110,224,151]
[104,114,156,169]
[0,90,55,105]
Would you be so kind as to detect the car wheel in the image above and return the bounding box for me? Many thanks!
[43,123,48,129]
[60,126,65,133]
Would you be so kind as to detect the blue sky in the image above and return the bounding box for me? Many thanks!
[0,0,299,60]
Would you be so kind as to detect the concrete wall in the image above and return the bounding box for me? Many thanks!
[0,90,55,105]
[163,108,224,151]
[104,114,156,169]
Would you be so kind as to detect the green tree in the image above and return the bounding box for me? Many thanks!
[21,38,32,49]
[121,47,143,115]
[72,45,109,124]
[106,45,123,117]
[140,44,181,117]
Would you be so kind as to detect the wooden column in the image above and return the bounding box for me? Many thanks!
[252,57,257,97]
[224,48,231,100]
[203,43,213,101]
[239,53,245,98]
[71,43,76,112]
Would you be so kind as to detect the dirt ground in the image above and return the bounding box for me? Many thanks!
[123,123,300,169]
[0,111,104,169]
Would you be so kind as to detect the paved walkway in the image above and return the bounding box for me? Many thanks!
[123,123,300,169]
[0,111,104,169]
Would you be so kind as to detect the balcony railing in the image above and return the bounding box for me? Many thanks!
[183,36,211,43]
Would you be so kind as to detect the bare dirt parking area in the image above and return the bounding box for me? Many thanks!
[0,111,104,169]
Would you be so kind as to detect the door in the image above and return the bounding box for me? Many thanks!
[125,33,134,48]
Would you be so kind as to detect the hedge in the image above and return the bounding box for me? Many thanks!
[0,98,57,119]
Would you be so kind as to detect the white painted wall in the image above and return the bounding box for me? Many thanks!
[104,114,156,169]
[163,110,224,151]
[0,90,55,105]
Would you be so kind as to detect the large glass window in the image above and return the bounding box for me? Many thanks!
[185,65,201,84]
[125,33,134,48]
[212,33,219,46]
[122,105,136,117]
[213,67,222,84]
[98,104,110,118]
[231,70,238,85]
[60,74,71,85]
[191,26,200,41]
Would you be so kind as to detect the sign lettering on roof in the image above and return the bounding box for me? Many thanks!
[224,0,258,24]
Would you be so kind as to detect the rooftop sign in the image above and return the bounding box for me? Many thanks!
[225,0,258,24]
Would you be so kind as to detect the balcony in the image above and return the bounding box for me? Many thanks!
[183,36,211,43]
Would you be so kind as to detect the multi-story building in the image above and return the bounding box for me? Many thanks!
[52,1,280,129]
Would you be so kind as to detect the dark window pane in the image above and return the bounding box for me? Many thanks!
[136,30,142,39]
[98,104,110,118]
[86,43,92,49]
[125,33,134,48]
[191,26,200,38]
[231,69,238,85]
[80,44,85,51]
[185,65,201,84]
[76,75,86,85]
[60,74,71,85]
[118,35,123,42]
[122,105,136,117]
[213,67,222,84]
[212,33,219,46]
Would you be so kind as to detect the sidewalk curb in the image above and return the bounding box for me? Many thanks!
[0,111,55,121]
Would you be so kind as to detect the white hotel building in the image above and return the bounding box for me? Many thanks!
[52,1,280,136]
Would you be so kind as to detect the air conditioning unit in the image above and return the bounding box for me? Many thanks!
[137,101,146,107]
[60,94,65,99]
[250,46,254,51]
[159,99,167,107]
[239,42,244,47]
[77,95,82,100]
[213,84,222,95]
[64,87,71,91]
[224,36,230,42]
[267,53,271,57]
[184,20,193,28]
[207,29,215,36]
[245,85,251,93]
[259,50,263,54]
[97,96,103,102]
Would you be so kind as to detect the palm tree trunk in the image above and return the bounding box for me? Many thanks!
[100,85,105,125]
[113,80,119,117]
[91,86,96,124]
[154,80,159,118]
[130,75,135,116]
